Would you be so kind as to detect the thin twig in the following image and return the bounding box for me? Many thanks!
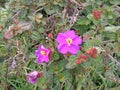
[102,40,115,44]
[109,75,120,84]
[62,0,71,18]
[23,67,34,71]
[108,54,120,65]
[32,7,43,15]
[94,25,100,35]
[12,11,21,19]
[70,0,80,6]
[100,46,120,66]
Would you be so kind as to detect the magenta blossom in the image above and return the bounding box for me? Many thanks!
[26,71,43,84]
[35,45,50,64]
[56,30,82,54]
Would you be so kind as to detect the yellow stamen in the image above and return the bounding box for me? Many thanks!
[66,38,72,45]
[40,50,46,56]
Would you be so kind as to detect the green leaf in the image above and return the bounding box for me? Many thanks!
[109,0,120,5]
[52,51,60,60]
[20,9,28,18]
[87,14,100,25]
[116,30,120,42]
[0,45,8,57]
[77,16,91,25]
[37,77,47,89]
[64,81,72,90]
[104,26,120,32]
[38,28,44,33]
[65,56,77,69]
[110,86,120,90]
[113,43,120,56]
[58,71,72,82]
[31,31,40,40]
[49,60,66,74]
[102,31,117,40]
[25,0,32,5]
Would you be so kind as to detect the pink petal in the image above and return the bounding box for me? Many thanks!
[68,44,79,54]
[37,56,49,64]
[27,76,37,84]
[37,57,44,64]
[45,49,50,56]
[58,44,69,54]
[35,50,40,57]
[73,35,82,45]
[38,45,45,50]
[56,33,66,43]
[26,71,38,84]
[65,30,75,39]
[42,57,49,63]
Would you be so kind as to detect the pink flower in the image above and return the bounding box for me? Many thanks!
[26,71,43,84]
[35,45,50,64]
[56,30,82,54]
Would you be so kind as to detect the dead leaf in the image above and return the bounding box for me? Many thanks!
[0,25,3,31]
[4,21,32,39]
[3,25,14,39]
[19,21,32,31]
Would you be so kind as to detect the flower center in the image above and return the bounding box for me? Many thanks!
[40,50,46,56]
[66,38,72,45]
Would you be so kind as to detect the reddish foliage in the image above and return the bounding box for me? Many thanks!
[37,72,43,78]
[83,35,89,42]
[76,54,87,64]
[93,10,102,20]
[13,19,19,24]
[48,33,53,39]
[47,48,53,60]
[86,48,97,58]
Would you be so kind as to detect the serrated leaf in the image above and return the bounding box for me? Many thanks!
[77,16,91,25]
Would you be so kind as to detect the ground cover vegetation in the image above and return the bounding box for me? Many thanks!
[0,0,120,90]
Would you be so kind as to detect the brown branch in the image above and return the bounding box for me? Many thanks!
[108,54,120,65]
[109,75,120,84]
[70,0,80,6]
[100,46,120,66]
[12,11,21,19]
[62,0,72,18]
[94,25,100,34]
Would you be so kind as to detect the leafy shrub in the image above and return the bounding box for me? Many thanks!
[0,0,120,90]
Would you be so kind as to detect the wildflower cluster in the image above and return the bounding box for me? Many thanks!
[1,0,119,89]
[26,30,98,84]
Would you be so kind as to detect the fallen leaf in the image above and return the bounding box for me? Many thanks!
[4,25,14,39]
[4,21,32,39]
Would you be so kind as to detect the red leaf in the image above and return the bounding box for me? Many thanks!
[86,48,98,58]
[37,72,43,78]
[93,9,102,20]
[76,54,87,64]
